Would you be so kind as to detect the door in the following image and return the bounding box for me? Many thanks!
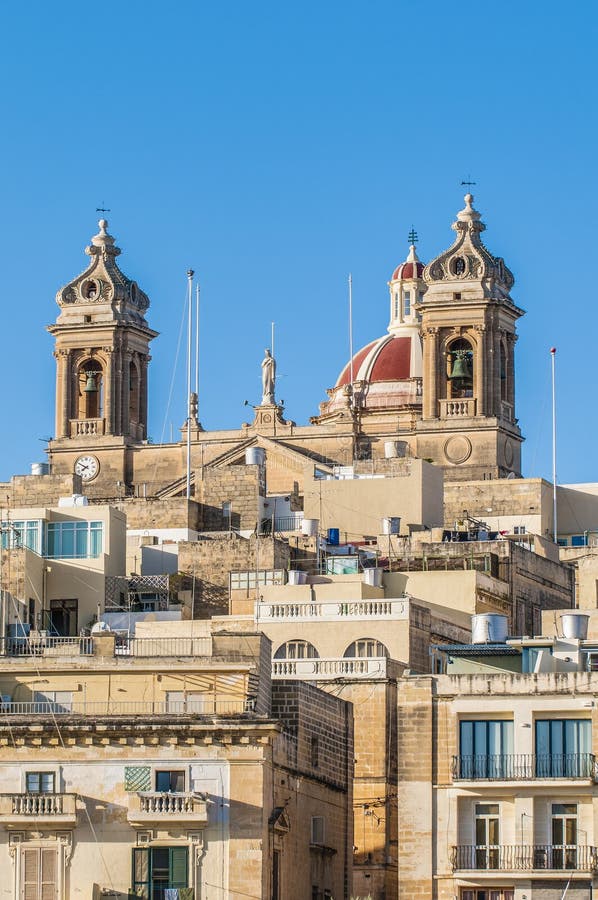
[21,847,58,900]
[475,803,500,869]
[551,803,577,869]
[132,847,188,899]
[48,599,78,637]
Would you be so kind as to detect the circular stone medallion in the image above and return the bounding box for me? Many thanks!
[443,435,473,465]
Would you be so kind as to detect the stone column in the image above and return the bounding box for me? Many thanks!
[122,350,132,436]
[474,325,486,417]
[54,349,71,438]
[102,347,114,436]
[423,327,439,419]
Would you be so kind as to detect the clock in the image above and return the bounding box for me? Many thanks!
[74,455,100,482]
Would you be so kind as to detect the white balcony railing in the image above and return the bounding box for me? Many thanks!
[0,793,77,824]
[256,597,407,624]
[128,792,208,825]
[439,398,477,418]
[272,656,388,680]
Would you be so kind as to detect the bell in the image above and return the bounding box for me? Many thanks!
[83,372,98,393]
[449,354,472,381]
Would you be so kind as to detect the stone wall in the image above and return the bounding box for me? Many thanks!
[0,473,82,508]
[109,497,201,530]
[178,533,290,616]
[197,465,263,531]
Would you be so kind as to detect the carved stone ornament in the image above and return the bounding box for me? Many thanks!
[423,194,515,294]
[55,219,151,322]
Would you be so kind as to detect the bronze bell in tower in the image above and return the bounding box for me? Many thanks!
[448,351,473,382]
[83,372,98,393]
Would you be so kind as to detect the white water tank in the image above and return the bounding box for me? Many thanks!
[561,613,589,640]
[384,441,400,459]
[363,567,383,587]
[471,614,508,644]
[287,570,307,585]
[57,494,89,507]
[31,462,50,476]
[245,447,266,466]
[302,518,318,537]
[382,516,401,535]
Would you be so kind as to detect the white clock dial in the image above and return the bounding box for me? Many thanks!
[74,455,99,482]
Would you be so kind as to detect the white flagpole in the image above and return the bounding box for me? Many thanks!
[551,347,557,542]
[271,321,275,359]
[186,269,194,500]
[348,273,354,386]
[195,283,200,398]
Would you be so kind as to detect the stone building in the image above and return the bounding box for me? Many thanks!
[45,194,524,506]
[0,624,353,900]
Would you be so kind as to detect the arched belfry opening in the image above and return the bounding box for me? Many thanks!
[446,338,474,400]
[77,360,104,421]
[129,359,140,427]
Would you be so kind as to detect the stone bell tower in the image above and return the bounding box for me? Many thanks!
[415,194,523,480]
[47,220,158,489]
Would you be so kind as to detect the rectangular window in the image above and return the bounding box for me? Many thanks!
[459,720,514,778]
[514,526,526,535]
[535,719,591,777]
[403,291,411,317]
[46,521,103,559]
[26,772,56,793]
[132,846,188,896]
[311,736,319,769]
[393,293,400,319]
[551,803,578,869]
[572,534,588,547]
[1,520,42,554]
[311,816,325,845]
[272,849,280,900]
[22,847,58,900]
[461,892,514,900]
[155,770,185,793]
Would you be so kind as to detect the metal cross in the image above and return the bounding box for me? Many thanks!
[96,202,111,214]
[460,176,476,188]
[408,227,418,245]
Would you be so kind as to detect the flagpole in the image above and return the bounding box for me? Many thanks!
[348,273,354,386]
[186,269,194,500]
[550,347,557,543]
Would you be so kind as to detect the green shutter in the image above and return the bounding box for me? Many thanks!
[125,766,151,791]
[169,847,188,887]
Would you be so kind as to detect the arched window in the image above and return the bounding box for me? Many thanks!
[77,361,103,420]
[344,638,389,658]
[274,640,319,660]
[447,338,474,399]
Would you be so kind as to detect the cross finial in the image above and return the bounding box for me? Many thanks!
[408,227,418,245]
[96,201,111,214]
[460,175,476,188]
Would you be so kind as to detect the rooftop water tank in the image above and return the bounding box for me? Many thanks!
[382,516,401,535]
[561,613,589,640]
[31,463,50,476]
[363,567,383,587]
[245,447,266,466]
[301,518,318,537]
[471,613,508,644]
[287,570,307,585]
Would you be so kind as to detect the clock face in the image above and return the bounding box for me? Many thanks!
[74,455,99,482]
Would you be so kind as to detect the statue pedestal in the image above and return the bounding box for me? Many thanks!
[251,403,292,433]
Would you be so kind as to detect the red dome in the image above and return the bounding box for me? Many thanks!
[335,335,413,387]
[390,260,425,281]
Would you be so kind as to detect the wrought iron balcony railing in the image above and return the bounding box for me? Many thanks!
[451,753,597,781]
[452,844,598,872]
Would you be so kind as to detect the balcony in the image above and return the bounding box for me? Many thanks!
[272,656,387,680]
[0,699,248,717]
[70,418,105,437]
[439,398,477,418]
[256,597,407,624]
[0,636,94,657]
[451,753,598,781]
[0,793,77,826]
[452,844,598,873]
[127,792,208,826]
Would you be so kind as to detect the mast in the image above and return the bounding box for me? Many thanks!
[186,269,194,500]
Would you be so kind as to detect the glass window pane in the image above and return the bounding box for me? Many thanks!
[26,773,40,792]
[460,721,473,756]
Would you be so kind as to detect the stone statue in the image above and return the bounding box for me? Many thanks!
[261,348,276,405]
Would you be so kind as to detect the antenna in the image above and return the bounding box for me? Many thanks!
[348,274,354,387]
[195,282,200,399]
[271,321,275,360]
[186,269,194,500]
[551,347,557,542]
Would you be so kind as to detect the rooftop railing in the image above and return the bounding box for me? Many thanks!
[0,699,249,716]
[256,598,407,624]
[272,656,387,680]
[0,636,94,657]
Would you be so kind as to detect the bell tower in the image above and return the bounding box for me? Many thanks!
[415,195,523,480]
[47,220,158,488]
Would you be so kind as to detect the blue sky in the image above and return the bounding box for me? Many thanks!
[0,0,595,483]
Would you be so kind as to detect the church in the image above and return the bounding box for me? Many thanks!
[46,194,524,502]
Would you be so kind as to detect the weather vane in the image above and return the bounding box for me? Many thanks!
[408,227,418,245]
[96,201,111,214]
[460,176,476,188]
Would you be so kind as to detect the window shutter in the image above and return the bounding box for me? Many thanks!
[125,766,151,792]
[169,847,188,887]
[40,848,57,900]
[23,848,39,900]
